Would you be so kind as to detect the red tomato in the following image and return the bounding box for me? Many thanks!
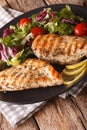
[74,22,87,36]
[30,27,45,37]
[19,18,31,26]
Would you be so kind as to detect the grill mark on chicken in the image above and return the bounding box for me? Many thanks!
[45,34,56,53]
[40,34,51,56]
[49,65,61,79]
[70,44,75,55]
[34,35,41,49]
[79,40,86,49]
[44,35,58,57]
[10,67,24,86]
[20,59,41,85]
[67,44,72,56]
[0,58,63,91]
[32,34,87,65]
[74,43,77,53]
[51,36,64,57]
[16,59,35,86]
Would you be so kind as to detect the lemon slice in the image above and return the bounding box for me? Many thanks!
[66,59,87,70]
[63,64,86,76]
[64,68,86,87]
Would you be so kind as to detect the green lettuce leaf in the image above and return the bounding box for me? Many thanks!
[58,5,75,19]
[7,47,33,66]
[1,24,32,48]
[58,22,74,35]
[44,16,58,33]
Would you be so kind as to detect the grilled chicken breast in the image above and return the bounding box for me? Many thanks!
[32,34,87,65]
[0,58,63,91]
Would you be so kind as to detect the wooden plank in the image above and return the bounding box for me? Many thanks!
[0,114,39,130]
[34,88,87,130]
[0,0,46,12]
[0,0,9,8]
[71,87,87,129]
[44,0,86,6]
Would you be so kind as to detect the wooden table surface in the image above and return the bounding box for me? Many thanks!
[0,0,87,130]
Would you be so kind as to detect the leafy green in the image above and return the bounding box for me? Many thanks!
[58,23,74,35]
[31,13,38,23]
[57,5,75,19]
[44,16,58,33]
[19,47,33,62]
[44,6,75,35]
[7,50,24,66]
[7,48,33,66]
[1,24,32,48]
[44,5,85,35]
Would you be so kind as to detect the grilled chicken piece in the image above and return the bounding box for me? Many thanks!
[0,58,63,91]
[32,34,87,65]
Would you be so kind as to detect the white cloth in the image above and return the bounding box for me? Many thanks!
[0,101,45,127]
[0,6,86,128]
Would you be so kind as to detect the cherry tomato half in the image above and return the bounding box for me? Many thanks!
[74,22,87,36]
[30,27,45,37]
[19,18,31,26]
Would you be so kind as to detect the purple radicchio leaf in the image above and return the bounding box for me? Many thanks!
[61,18,77,25]
[2,28,14,38]
[36,10,47,21]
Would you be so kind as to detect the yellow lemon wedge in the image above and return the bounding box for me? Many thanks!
[66,59,87,70]
[63,68,86,87]
[63,64,87,76]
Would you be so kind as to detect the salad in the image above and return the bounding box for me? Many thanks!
[0,5,87,70]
